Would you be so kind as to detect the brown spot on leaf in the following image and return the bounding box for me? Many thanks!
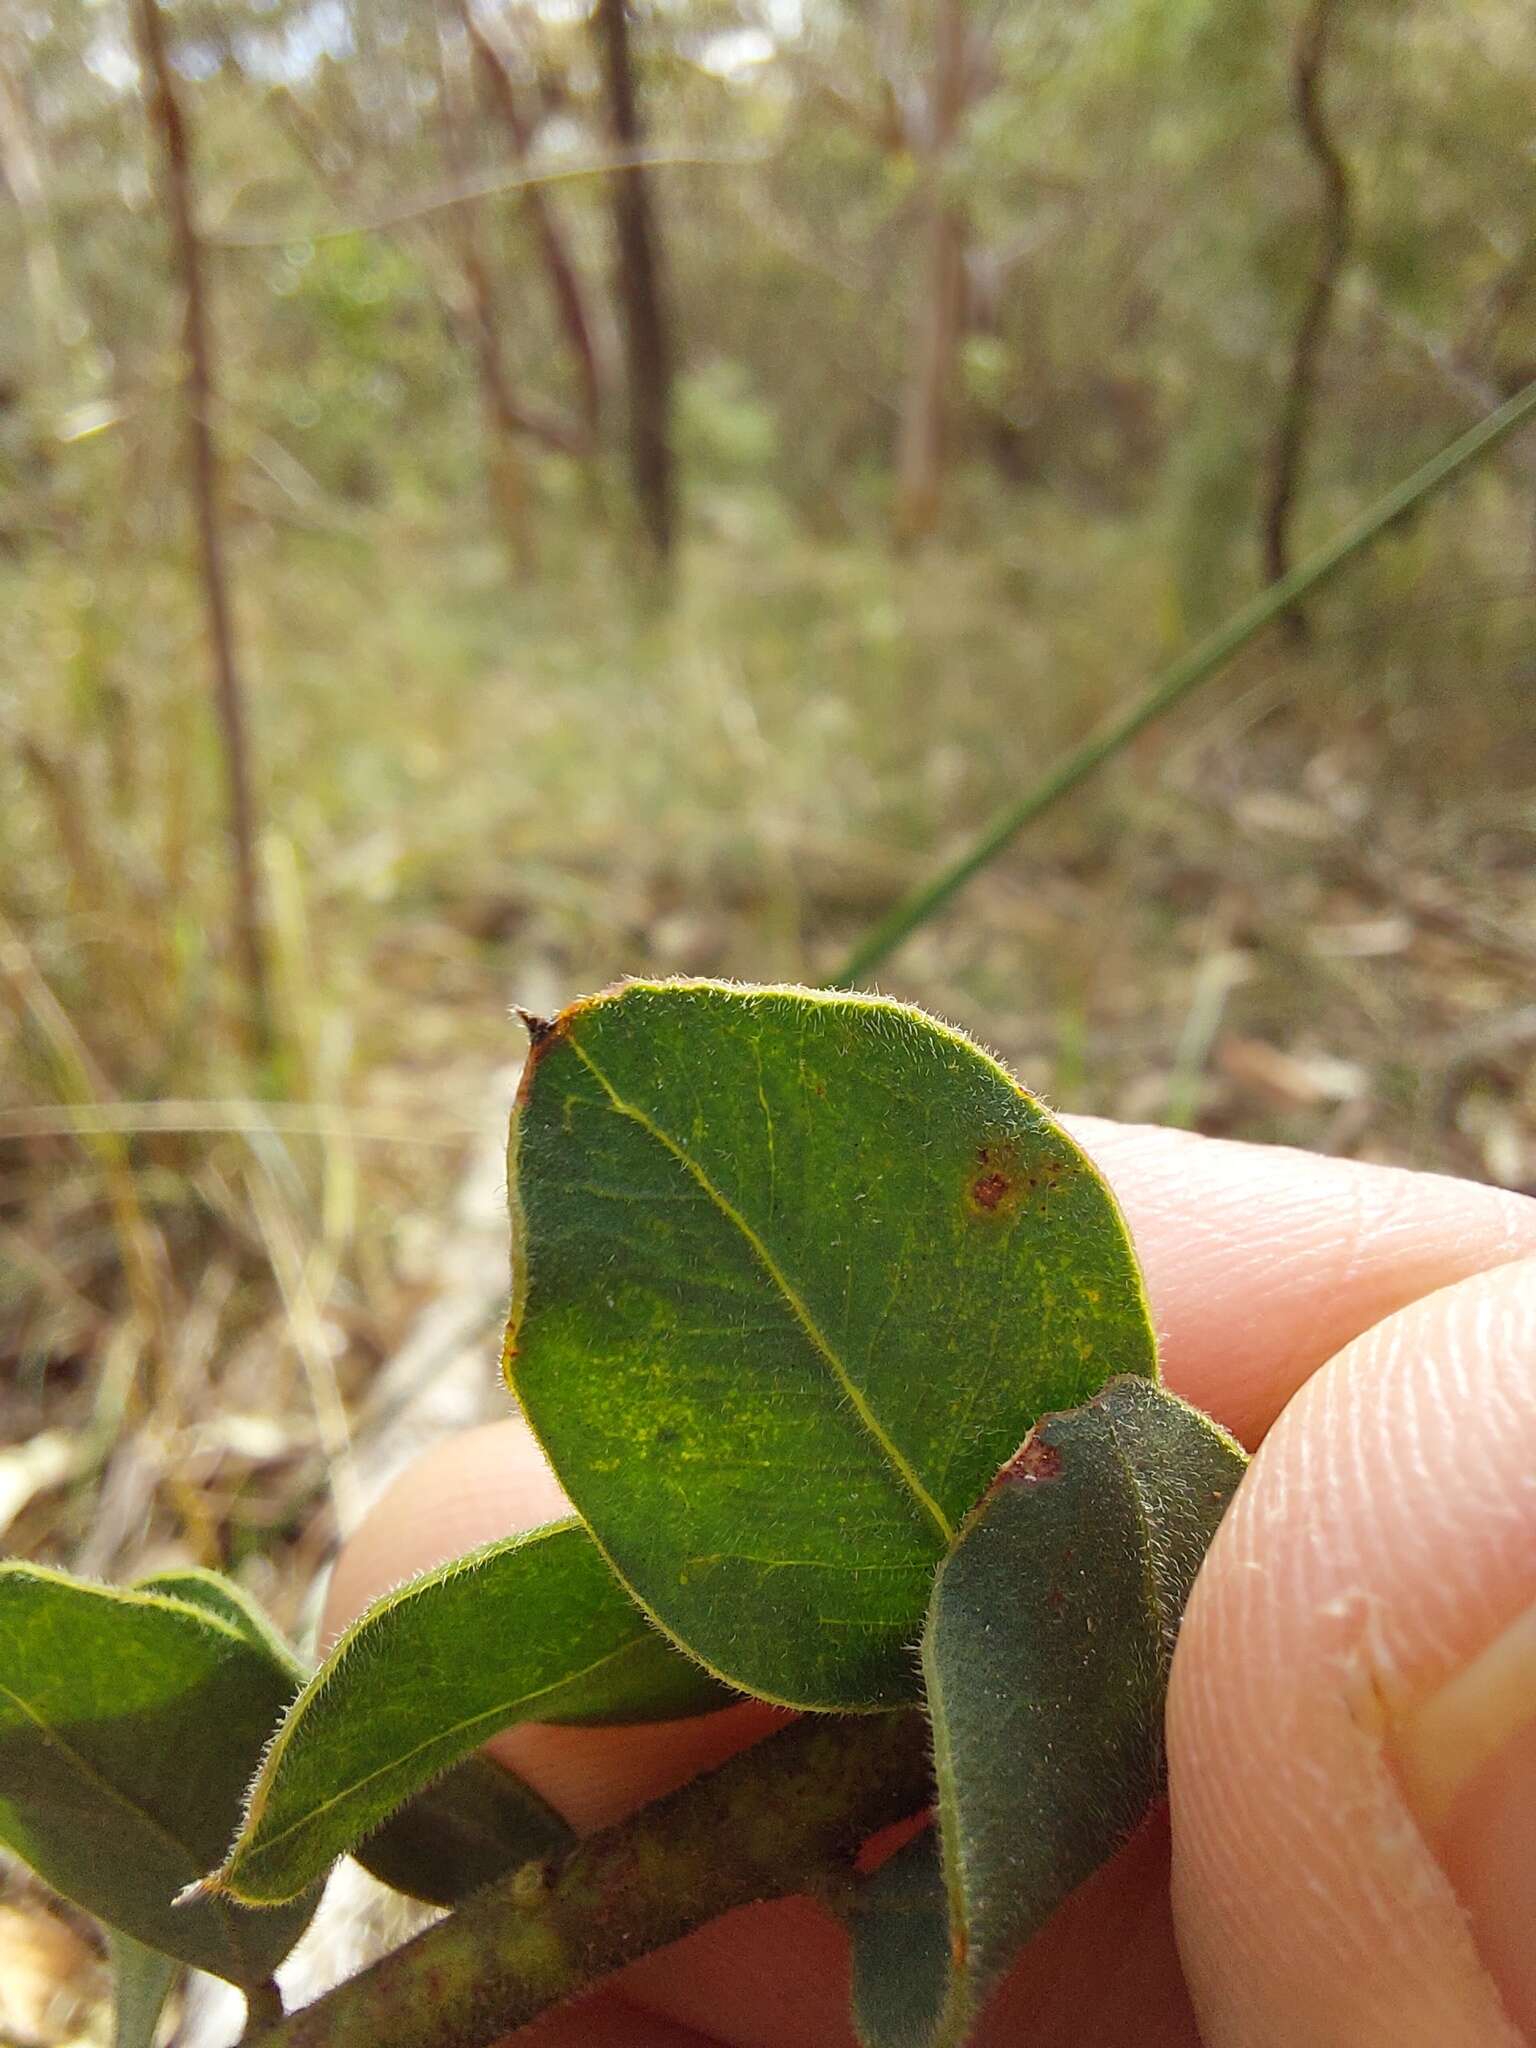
[966,1138,1025,1216]
[997,1434,1064,1486]
[963,1137,1081,1218]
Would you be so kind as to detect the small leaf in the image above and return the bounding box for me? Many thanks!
[506,980,1157,1708]
[109,1930,179,2048]
[352,1754,572,1907]
[0,1564,318,1986]
[915,1378,1247,2045]
[136,1566,572,1906]
[215,1517,729,1905]
[134,1568,305,1675]
[848,1832,949,2048]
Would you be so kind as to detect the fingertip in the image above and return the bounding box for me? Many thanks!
[1167,1257,1536,2047]
[1066,1117,1536,1443]
[321,1418,569,1650]
[321,1415,788,1835]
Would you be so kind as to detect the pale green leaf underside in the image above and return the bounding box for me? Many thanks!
[0,1564,317,1987]
[506,980,1158,1708]
[215,1516,728,1905]
[849,1831,950,2048]
[915,1379,1248,2046]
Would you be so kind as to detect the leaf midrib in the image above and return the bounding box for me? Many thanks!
[0,1676,249,1977]
[928,1412,1170,2045]
[565,1034,956,1548]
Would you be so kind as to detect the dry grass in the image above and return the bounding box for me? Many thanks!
[0,471,1532,2044]
[1,482,1533,1614]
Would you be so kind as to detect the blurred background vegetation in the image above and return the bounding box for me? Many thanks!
[1,0,1534,1922]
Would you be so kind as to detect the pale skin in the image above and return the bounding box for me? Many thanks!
[324,1120,1536,2048]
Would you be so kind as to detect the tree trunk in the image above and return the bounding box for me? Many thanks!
[1260,0,1351,641]
[593,0,675,565]
[458,223,539,577]
[268,81,585,481]
[893,0,969,549]
[131,0,272,1058]
[455,0,605,445]
[434,48,538,578]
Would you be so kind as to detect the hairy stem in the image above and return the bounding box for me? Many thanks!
[244,1712,930,2048]
[245,1980,285,2028]
[131,0,273,1059]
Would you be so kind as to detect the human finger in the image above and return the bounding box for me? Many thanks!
[321,1128,1536,2044]
[1064,1115,1536,1444]
[1169,1256,1536,2046]
[328,1126,1536,1667]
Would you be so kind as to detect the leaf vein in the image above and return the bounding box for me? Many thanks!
[565,1035,956,1547]
[0,1678,247,1974]
[233,1634,657,1871]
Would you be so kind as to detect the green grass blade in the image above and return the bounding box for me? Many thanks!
[831,378,1536,985]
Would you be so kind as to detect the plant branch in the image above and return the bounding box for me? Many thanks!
[594,0,676,564]
[829,376,1536,987]
[434,17,536,578]
[208,147,758,250]
[131,0,274,1060]
[263,86,584,469]
[243,1711,930,2048]
[455,0,605,441]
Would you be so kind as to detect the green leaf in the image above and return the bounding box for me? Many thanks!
[135,1565,572,1908]
[109,1930,179,2048]
[214,1516,729,1905]
[505,979,1157,1709]
[914,1378,1247,2045]
[133,1567,305,1676]
[848,1833,949,2048]
[0,1563,318,1987]
[349,1753,572,1908]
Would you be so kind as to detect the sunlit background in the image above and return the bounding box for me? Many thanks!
[1,0,1534,2016]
